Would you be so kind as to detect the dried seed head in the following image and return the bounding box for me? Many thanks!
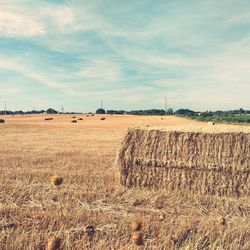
[132,231,144,246]
[157,213,165,221]
[47,237,61,250]
[50,176,63,186]
[130,219,144,232]
[218,216,226,226]
[85,225,95,238]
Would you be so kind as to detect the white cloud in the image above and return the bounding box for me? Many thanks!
[0,1,249,111]
[0,9,45,38]
[42,6,74,32]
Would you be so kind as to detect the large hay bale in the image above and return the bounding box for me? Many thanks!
[0,119,5,123]
[117,126,250,197]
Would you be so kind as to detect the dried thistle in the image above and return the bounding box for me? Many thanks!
[51,176,63,186]
[130,219,144,232]
[85,225,95,239]
[50,176,66,223]
[218,216,226,226]
[131,231,144,246]
[47,237,61,250]
[157,213,165,221]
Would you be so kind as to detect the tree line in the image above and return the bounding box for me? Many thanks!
[0,108,81,115]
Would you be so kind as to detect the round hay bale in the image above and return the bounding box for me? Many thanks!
[78,118,83,120]
[100,117,106,121]
[72,116,76,118]
[0,119,5,123]
[45,118,53,121]
[208,121,215,125]
[71,120,77,123]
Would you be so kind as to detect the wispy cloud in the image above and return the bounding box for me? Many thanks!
[74,59,121,83]
[0,0,250,111]
[41,6,75,32]
[0,9,45,38]
[0,58,64,88]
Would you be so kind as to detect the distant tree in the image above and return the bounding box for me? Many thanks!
[14,110,24,115]
[200,111,213,117]
[166,108,174,115]
[239,108,245,114]
[46,108,58,114]
[174,109,195,115]
[127,109,166,116]
[96,108,105,114]
[107,110,126,115]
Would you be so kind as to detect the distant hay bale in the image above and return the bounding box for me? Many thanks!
[78,118,83,120]
[0,119,5,123]
[117,126,250,197]
[100,117,106,120]
[45,118,53,121]
[208,121,215,125]
[72,116,76,118]
[71,120,77,123]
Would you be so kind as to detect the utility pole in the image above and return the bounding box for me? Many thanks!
[165,97,168,115]
[61,105,64,114]
[4,101,6,115]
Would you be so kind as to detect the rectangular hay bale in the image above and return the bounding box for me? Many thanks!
[117,126,250,196]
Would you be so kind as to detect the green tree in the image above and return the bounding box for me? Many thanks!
[166,108,173,115]
[96,108,105,114]
[47,108,58,114]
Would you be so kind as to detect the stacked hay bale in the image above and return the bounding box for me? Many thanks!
[117,126,250,197]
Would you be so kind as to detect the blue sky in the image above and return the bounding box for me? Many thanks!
[0,0,249,112]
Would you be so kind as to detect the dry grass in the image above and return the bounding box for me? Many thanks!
[0,114,249,249]
[118,127,250,196]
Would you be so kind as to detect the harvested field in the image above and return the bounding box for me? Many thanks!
[118,127,250,196]
[0,115,249,249]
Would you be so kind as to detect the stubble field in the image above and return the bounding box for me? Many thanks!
[0,114,249,249]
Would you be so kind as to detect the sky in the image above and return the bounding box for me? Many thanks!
[0,0,249,112]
